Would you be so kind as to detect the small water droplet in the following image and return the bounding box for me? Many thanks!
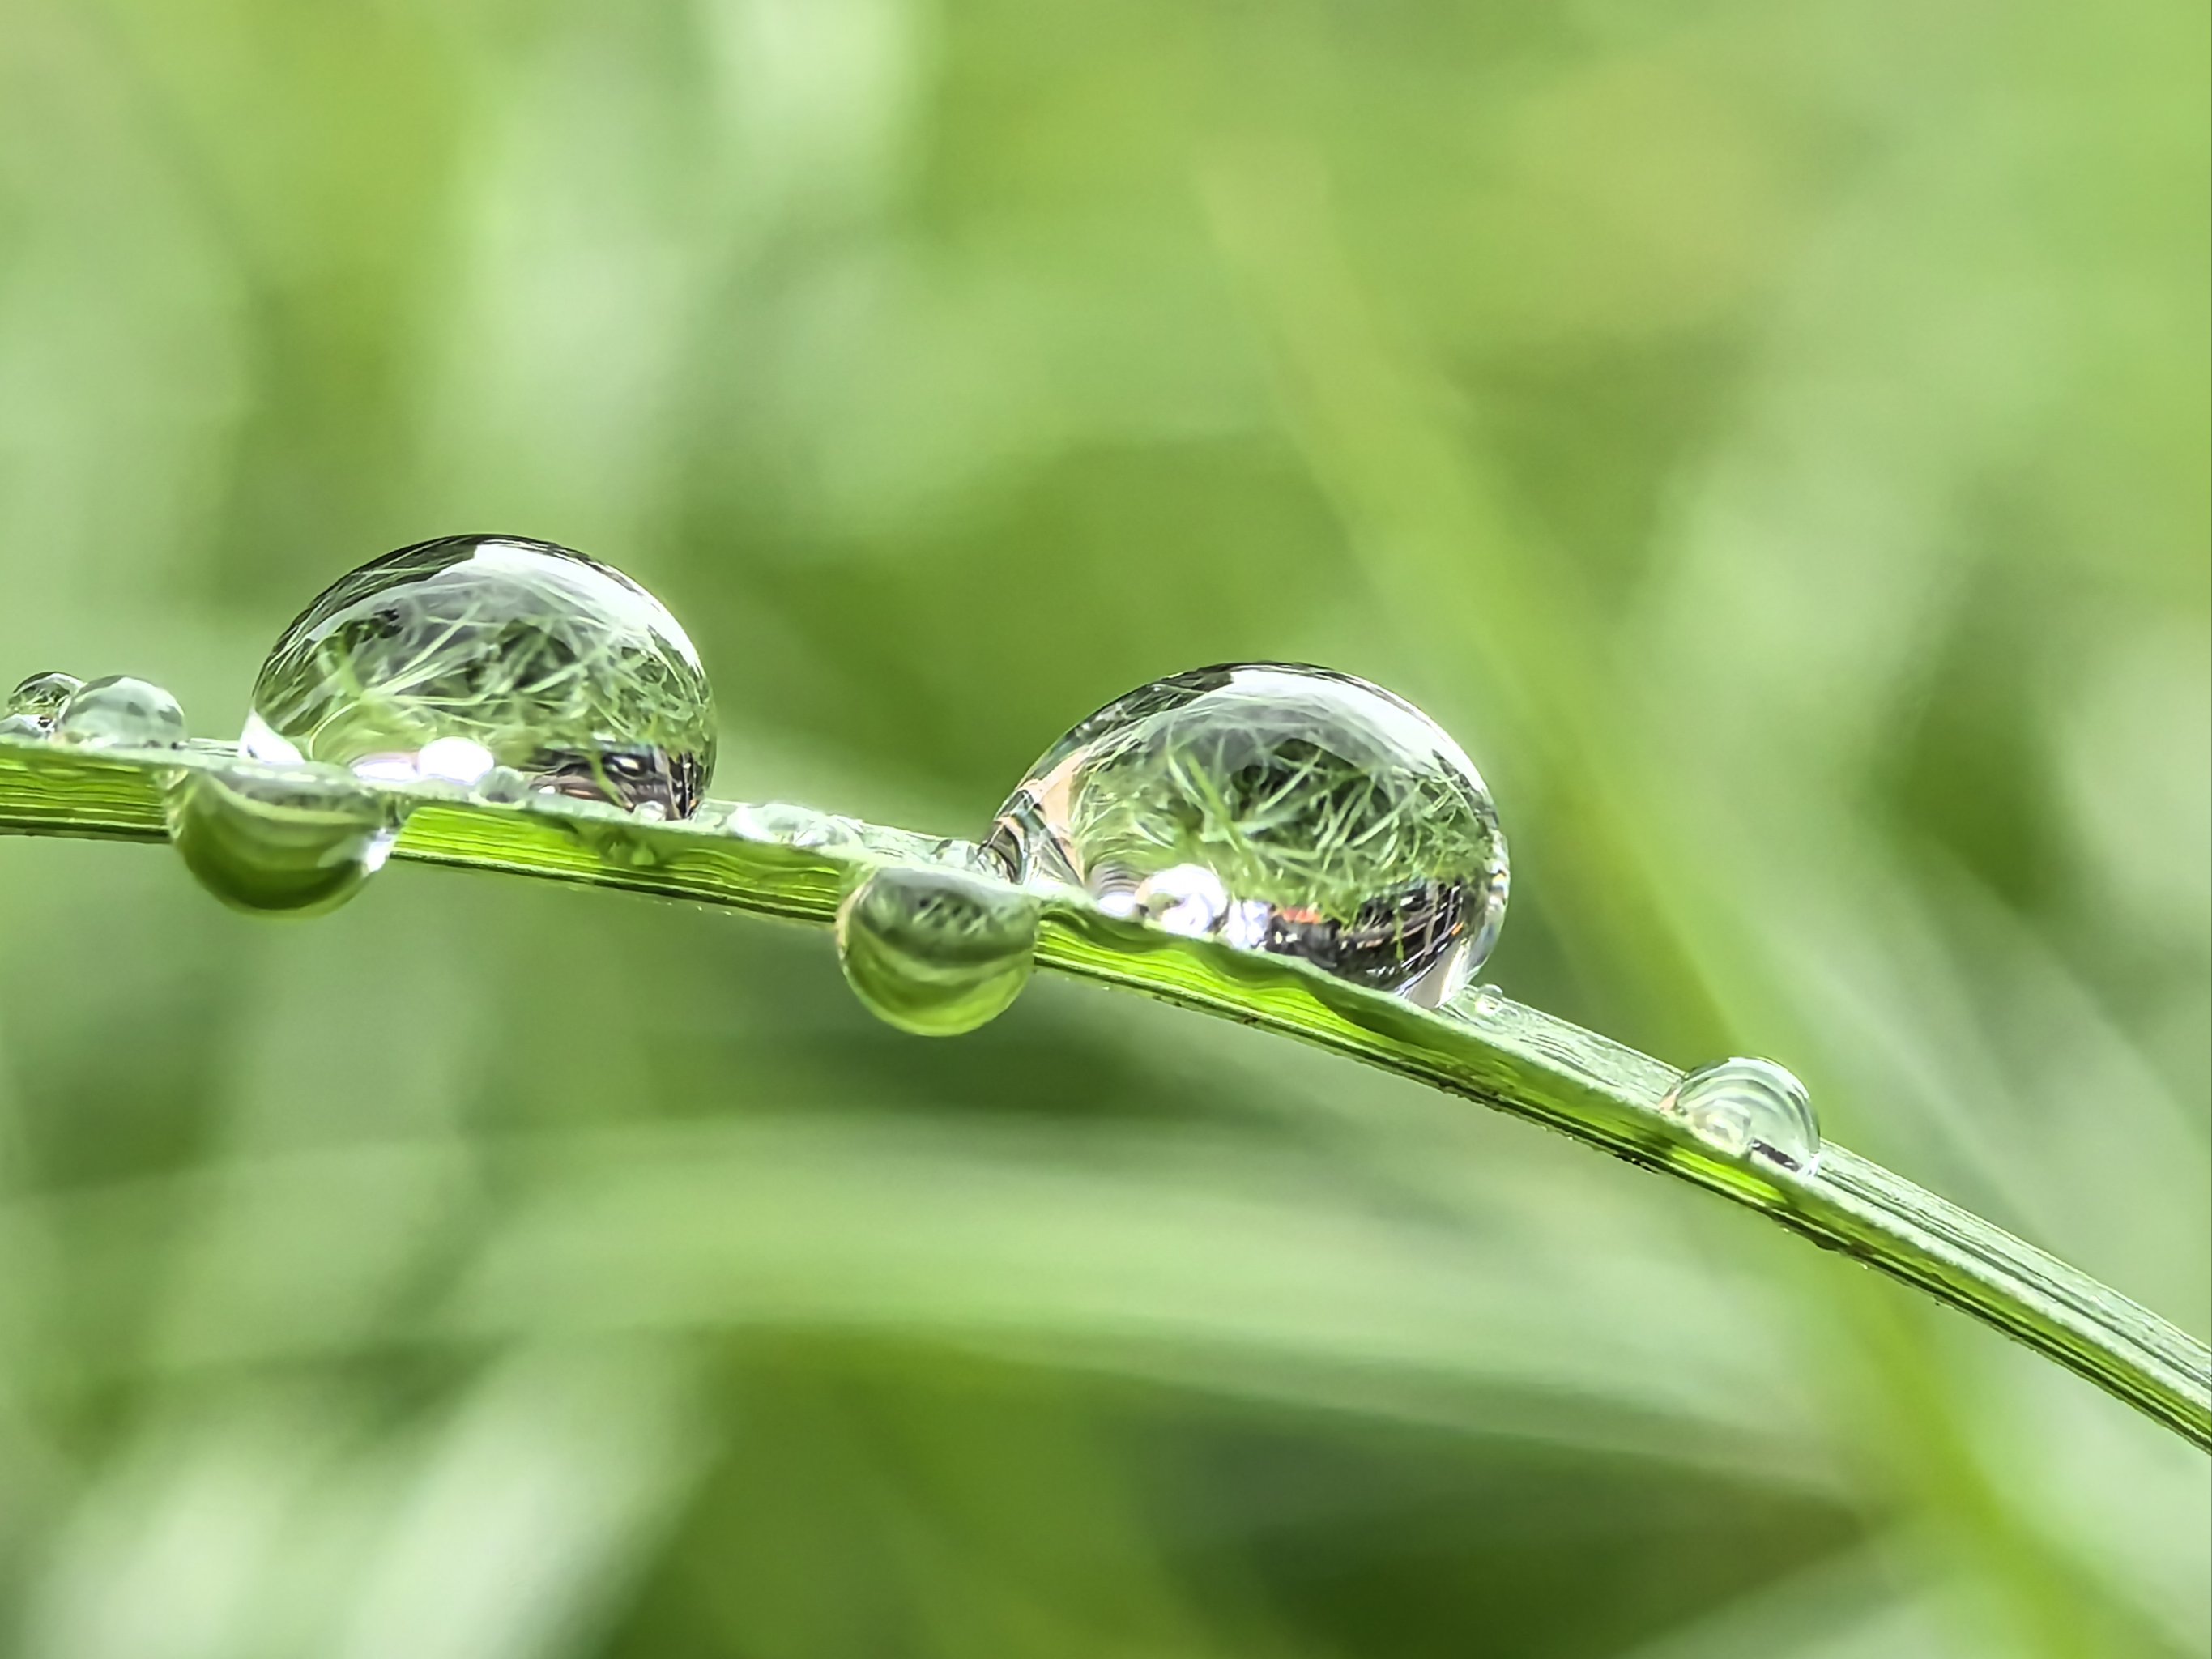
[728,800,862,851]
[837,864,1038,1037]
[7,672,83,730]
[533,791,639,825]
[1660,1056,1821,1173]
[472,765,535,805]
[982,663,1508,1007]
[854,823,984,870]
[164,759,409,917]
[49,676,188,749]
[1464,983,1506,1018]
[244,535,715,815]
[0,714,45,744]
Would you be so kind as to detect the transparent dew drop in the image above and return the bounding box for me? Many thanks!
[1660,1056,1822,1174]
[7,672,83,730]
[472,766,535,806]
[837,865,1039,1038]
[855,823,985,871]
[982,663,1509,1008]
[49,676,188,749]
[728,800,863,851]
[243,535,715,816]
[164,760,410,917]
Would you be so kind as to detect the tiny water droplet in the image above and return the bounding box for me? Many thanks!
[1660,1056,1821,1173]
[837,864,1038,1037]
[50,676,188,749]
[982,663,1508,1007]
[244,535,715,815]
[855,823,985,870]
[473,765,535,805]
[7,672,83,729]
[729,800,862,851]
[685,800,735,833]
[165,759,409,917]
[534,791,639,825]
[1465,983,1506,1018]
[0,714,45,744]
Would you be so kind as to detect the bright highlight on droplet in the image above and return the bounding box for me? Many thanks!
[416,736,498,785]
[837,864,1039,1038]
[243,535,716,816]
[1137,864,1229,936]
[1660,1056,1822,1174]
[982,663,1509,1008]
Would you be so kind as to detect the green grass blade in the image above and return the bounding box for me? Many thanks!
[4,738,2205,1451]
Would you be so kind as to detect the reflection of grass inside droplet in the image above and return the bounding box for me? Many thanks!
[837,866,1039,1037]
[1072,710,1495,929]
[164,763,407,917]
[250,539,715,815]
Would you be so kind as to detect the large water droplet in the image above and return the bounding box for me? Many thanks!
[837,864,1039,1037]
[982,663,1507,1007]
[49,676,188,749]
[1660,1056,1821,1174]
[165,760,410,917]
[244,535,715,815]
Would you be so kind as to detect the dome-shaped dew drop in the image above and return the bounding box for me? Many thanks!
[6,672,83,732]
[1660,1056,1821,1174]
[837,864,1039,1038]
[243,535,715,817]
[981,663,1508,1008]
[50,676,188,749]
[165,760,410,918]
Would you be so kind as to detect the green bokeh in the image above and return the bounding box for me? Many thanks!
[0,2,2204,1657]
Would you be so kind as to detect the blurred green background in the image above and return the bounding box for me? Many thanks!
[1,1,2206,1655]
